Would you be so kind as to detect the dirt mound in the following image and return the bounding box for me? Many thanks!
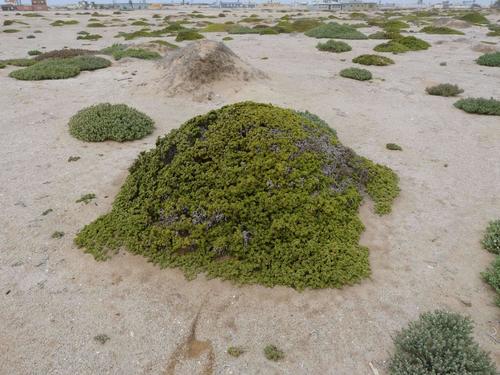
[432,18,471,29]
[471,43,499,53]
[159,40,266,98]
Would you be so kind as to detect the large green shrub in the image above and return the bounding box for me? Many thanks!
[74,102,399,289]
[420,26,464,35]
[476,52,500,67]
[340,67,372,81]
[353,54,394,66]
[389,310,497,375]
[426,83,464,97]
[368,31,402,39]
[316,39,352,53]
[374,40,409,53]
[459,12,489,24]
[454,98,500,116]
[35,48,96,61]
[396,36,430,51]
[69,103,154,142]
[482,220,500,254]
[482,256,500,307]
[101,44,161,60]
[50,19,78,26]
[305,22,367,39]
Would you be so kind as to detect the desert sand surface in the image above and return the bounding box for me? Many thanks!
[0,6,499,375]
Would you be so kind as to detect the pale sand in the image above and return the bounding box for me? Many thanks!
[1,8,499,375]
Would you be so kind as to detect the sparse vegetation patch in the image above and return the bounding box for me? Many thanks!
[305,22,367,39]
[340,67,372,81]
[476,52,500,67]
[353,54,394,66]
[454,97,500,116]
[426,83,464,97]
[316,39,352,53]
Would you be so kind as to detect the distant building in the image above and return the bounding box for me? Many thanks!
[310,0,377,11]
[77,0,148,9]
[212,1,256,8]
[1,0,47,11]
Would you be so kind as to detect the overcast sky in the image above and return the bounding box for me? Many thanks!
[43,0,496,8]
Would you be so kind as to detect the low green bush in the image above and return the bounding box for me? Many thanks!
[368,31,402,39]
[101,44,161,60]
[476,52,500,67]
[77,33,102,40]
[264,345,284,361]
[259,28,279,35]
[396,36,430,51]
[386,143,402,151]
[454,97,500,116]
[201,23,232,32]
[27,50,42,56]
[35,48,95,61]
[131,20,150,26]
[228,25,260,34]
[389,310,497,375]
[459,12,489,24]
[305,22,367,39]
[222,36,233,41]
[87,22,106,27]
[0,62,6,69]
[9,56,110,81]
[374,41,409,53]
[2,58,37,66]
[3,29,20,33]
[482,220,500,254]
[420,26,464,35]
[3,19,14,26]
[381,19,409,31]
[482,256,500,307]
[51,20,78,26]
[426,83,464,97]
[227,346,244,357]
[175,29,204,42]
[316,39,352,53]
[353,54,394,66]
[340,67,372,81]
[69,103,154,142]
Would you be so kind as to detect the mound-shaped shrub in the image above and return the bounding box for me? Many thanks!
[353,54,394,66]
[396,36,430,51]
[454,97,500,116]
[50,19,78,26]
[368,31,402,39]
[482,220,500,254]
[459,12,489,25]
[77,33,102,41]
[426,83,464,97]
[175,29,204,42]
[476,52,500,67]
[74,102,399,289]
[340,67,372,81]
[389,310,497,375]
[9,56,111,81]
[482,256,500,307]
[69,103,154,142]
[374,41,409,53]
[305,22,367,39]
[228,25,260,34]
[420,26,464,35]
[35,48,96,61]
[316,40,352,53]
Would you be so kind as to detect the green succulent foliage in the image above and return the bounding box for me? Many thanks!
[426,84,464,97]
[396,36,430,51]
[264,345,284,361]
[175,29,204,42]
[368,31,402,39]
[76,193,96,204]
[259,27,279,35]
[420,26,464,35]
[454,97,500,116]
[227,346,245,357]
[482,220,500,254]
[35,48,95,61]
[353,54,394,66]
[87,22,106,27]
[9,56,111,81]
[389,310,497,375]
[459,12,489,25]
[481,256,500,307]
[0,62,5,69]
[386,143,402,151]
[316,39,352,53]
[340,67,372,81]
[50,19,78,26]
[228,25,260,34]
[69,103,154,142]
[3,29,20,33]
[101,44,161,60]
[74,102,398,289]
[374,41,409,53]
[305,22,367,39]
[2,58,37,67]
[476,52,500,67]
[27,50,42,56]
[77,33,102,40]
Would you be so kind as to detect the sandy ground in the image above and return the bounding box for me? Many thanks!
[1,7,500,375]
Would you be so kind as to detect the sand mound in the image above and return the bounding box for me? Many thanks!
[471,43,499,53]
[432,18,471,29]
[159,40,266,98]
[75,102,399,289]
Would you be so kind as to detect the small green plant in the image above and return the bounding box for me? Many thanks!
[228,25,260,34]
[264,345,284,361]
[42,208,53,216]
[27,50,41,56]
[52,231,65,239]
[68,156,81,162]
[426,83,464,97]
[368,30,402,39]
[101,44,161,60]
[482,220,500,254]
[77,33,102,41]
[373,41,409,53]
[454,97,500,116]
[51,20,78,26]
[94,334,110,344]
[175,30,204,42]
[340,67,372,81]
[352,54,394,66]
[0,62,5,69]
[222,36,233,41]
[35,48,95,61]
[389,310,497,375]
[87,22,106,27]
[481,256,500,307]
[459,12,489,25]
[386,143,402,151]
[76,193,96,204]
[3,29,20,33]
[2,58,37,67]
[316,39,352,53]
[476,52,500,67]
[69,103,154,142]
[131,20,150,26]
[396,36,430,51]
[420,26,464,35]
[305,22,367,39]
[227,346,245,357]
